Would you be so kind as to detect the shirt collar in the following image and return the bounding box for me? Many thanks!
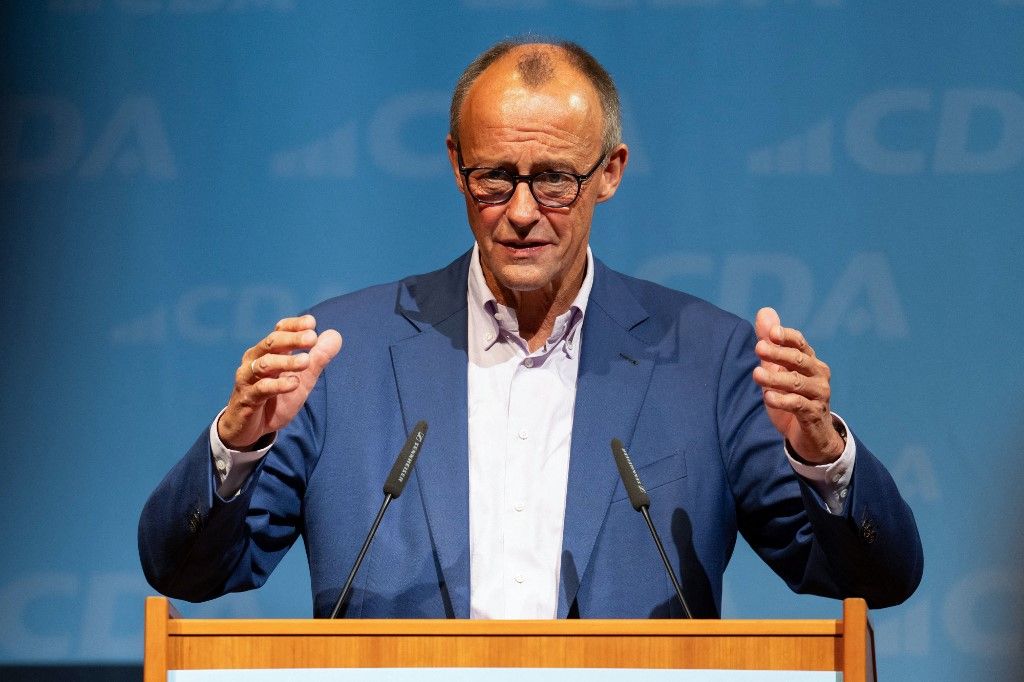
[468,243,594,354]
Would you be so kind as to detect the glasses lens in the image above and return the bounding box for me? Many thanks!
[533,172,579,207]
[467,169,513,204]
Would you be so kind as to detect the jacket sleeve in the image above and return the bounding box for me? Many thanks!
[137,367,328,602]
[717,319,923,608]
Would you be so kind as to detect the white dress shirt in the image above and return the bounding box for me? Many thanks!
[465,244,592,619]
[208,246,856,619]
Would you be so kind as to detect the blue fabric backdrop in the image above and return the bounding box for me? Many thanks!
[1,2,1022,679]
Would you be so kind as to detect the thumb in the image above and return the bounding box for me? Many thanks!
[755,307,780,342]
[308,329,343,372]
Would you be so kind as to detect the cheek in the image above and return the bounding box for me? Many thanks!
[468,206,504,238]
[552,215,590,245]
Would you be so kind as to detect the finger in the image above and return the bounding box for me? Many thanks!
[752,366,830,401]
[245,329,319,361]
[241,375,301,404]
[762,389,829,422]
[274,315,317,332]
[754,307,780,342]
[755,340,827,378]
[768,325,815,358]
[307,329,343,374]
[249,352,311,380]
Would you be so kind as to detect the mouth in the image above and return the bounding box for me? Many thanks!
[497,240,552,256]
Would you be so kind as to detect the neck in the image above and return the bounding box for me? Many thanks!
[483,259,587,353]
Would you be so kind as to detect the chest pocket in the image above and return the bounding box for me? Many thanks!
[611,450,688,503]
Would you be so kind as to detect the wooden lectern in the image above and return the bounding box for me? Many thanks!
[144,596,875,681]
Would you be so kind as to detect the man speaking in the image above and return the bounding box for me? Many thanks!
[139,39,922,619]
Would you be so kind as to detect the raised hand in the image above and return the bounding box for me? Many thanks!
[751,307,846,464]
[217,315,342,450]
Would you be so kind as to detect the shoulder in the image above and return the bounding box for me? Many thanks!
[594,259,749,340]
[304,250,471,337]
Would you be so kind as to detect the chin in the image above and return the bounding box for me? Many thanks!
[492,264,554,292]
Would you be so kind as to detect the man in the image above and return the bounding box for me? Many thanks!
[139,39,922,619]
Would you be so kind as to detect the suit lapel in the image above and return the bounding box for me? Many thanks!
[387,254,653,619]
[559,262,654,617]
[389,252,472,618]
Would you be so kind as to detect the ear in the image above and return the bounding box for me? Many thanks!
[594,143,629,204]
[446,135,466,194]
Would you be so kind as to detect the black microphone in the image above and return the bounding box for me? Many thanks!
[328,420,428,619]
[611,438,693,619]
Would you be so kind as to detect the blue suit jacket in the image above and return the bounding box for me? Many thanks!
[139,251,922,618]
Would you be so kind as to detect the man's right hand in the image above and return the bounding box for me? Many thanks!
[217,315,343,450]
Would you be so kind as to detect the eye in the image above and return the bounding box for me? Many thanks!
[536,172,574,188]
[472,169,511,190]
[466,169,514,201]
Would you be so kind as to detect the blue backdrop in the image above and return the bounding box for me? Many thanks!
[1,2,1022,680]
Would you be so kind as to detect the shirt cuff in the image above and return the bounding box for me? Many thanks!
[209,408,276,498]
[784,413,856,515]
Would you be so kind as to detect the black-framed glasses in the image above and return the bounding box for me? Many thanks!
[457,146,607,209]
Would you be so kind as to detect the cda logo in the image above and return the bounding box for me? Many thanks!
[750,89,1024,175]
[636,251,908,339]
[1,95,176,180]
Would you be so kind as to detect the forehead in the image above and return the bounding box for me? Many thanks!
[458,50,603,160]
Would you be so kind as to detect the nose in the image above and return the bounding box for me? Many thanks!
[505,180,541,230]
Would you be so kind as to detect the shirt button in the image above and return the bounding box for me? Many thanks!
[523,357,534,368]
[839,489,848,499]
[514,502,525,512]
[518,429,529,440]
[514,575,525,584]
[215,459,227,473]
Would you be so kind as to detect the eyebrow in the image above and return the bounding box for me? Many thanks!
[467,157,583,173]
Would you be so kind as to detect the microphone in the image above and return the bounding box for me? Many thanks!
[611,438,693,619]
[328,420,428,619]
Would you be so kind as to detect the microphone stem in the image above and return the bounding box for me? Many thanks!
[329,493,393,619]
[640,505,693,619]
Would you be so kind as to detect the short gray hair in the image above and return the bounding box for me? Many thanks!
[449,38,623,156]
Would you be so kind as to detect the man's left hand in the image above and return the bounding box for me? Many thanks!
[752,307,846,464]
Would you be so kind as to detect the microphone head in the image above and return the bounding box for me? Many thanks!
[383,421,428,498]
[611,438,650,511]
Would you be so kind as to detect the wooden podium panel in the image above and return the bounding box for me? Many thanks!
[144,597,875,682]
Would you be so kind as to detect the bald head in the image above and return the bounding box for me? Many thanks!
[449,39,622,155]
